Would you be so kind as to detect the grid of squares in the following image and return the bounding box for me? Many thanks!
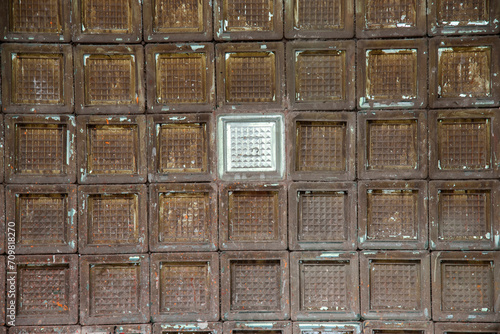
[1,0,500,330]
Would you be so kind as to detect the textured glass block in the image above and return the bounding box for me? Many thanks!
[298,191,347,241]
[153,0,203,32]
[225,52,275,103]
[10,0,63,33]
[230,260,280,311]
[436,0,489,26]
[18,265,69,315]
[84,55,135,105]
[89,264,139,316]
[218,114,284,179]
[441,262,493,311]
[438,190,490,241]
[370,260,420,310]
[17,194,67,245]
[367,190,418,241]
[365,0,418,28]
[437,119,490,170]
[366,50,418,100]
[228,191,279,241]
[300,262,348,311]
[224,0,274,31]
[295,50,345,101]
[87,125,138,174]
[296,121,346,172]
[159,192,209,243]
[88,194,138,244]
[367,120,418,170]
[16,124,65,174]
[82,0,131,33]
[295,0,344,30]
[160,262,209,312]
[156,53,206,104]
[12,54,63,105]
[438,47,491,98]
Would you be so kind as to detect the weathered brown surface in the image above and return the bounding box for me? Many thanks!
[12,255,78,325]
[221,251,290,320]
[150,252,219,321]
[149,182,218,252]
[358,110,428,180]
[286,41,356,111]
[4,115,76,183]
[78,184,148,254]
[6,184,77,254]
[284,0,355,39]
[358,180,428,250]
[432,251,500,322]
[360,251,431,320]
[288,182,357,251]
[290,251,360,320]
[77,115,147,183]
[79,254,150,325]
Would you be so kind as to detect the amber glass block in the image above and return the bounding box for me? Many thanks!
[16,124,65,175]
[367,190,418,241]
[295,50,345,101]
[438,190,491,241]
[438,47,491,98]
[159,262,209,312]
[230,260,281,311]
[437,118,490,170]
[12,54,63,105]
[436,0,489,26]
[158,123,207,173]
[440,261,493,311]
[228,191,279,242]
[225,52,276,103]
[153,0,203,32]
[369,260,420,310]
[156,53,207,104]
[84,55,136,105]
[82,0,131,33]
[87,194,139,244]
[365,0,417,28]
[298,191,347,242]
[87,125,138,174]
[159,192,210,243]
[367,120,418,170]
[224,0,274,31]
[296,121,346,172]
[294,0,344,30]
[16,194,67,245]
[89,264,140,315]
[366,50,418,100]
[10,0,63,33]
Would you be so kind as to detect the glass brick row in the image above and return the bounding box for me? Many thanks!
[0,179,499,254]
[1,0,499,43]
[1,38,499,114]
[2,251,499,324]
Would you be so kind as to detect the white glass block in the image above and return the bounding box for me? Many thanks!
[218,114,285,180]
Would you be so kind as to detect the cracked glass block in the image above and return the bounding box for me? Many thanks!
[218,114,284,180]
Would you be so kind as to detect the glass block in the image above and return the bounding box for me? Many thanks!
[366,50,418,100]
[438,47,491,99]
[226,52,276,103]
[218,114,284,180]
[285,0,354,39]
[84,55,136,105]
[437,118,490,170]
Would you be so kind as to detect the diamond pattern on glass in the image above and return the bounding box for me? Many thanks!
[370,261,420,311]
[442,262,493,311]
[228,123,274,170]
